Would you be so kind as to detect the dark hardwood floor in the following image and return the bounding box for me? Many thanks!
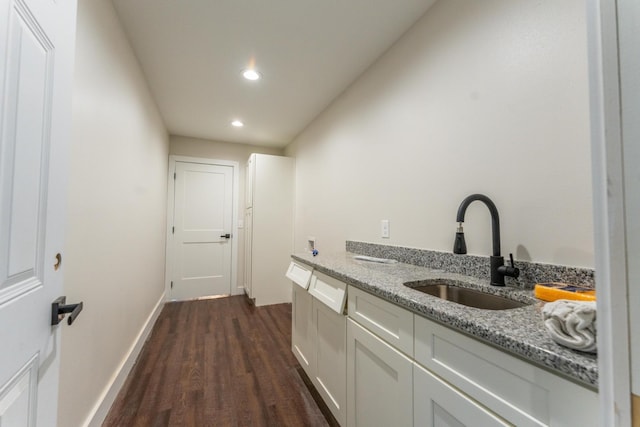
[103,296,339,427]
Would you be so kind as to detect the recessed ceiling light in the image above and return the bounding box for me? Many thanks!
[231,120,244,127]
[242,69,261,81]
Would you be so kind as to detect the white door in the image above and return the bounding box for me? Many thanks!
[0,0,77,425]
[172,161,234,300]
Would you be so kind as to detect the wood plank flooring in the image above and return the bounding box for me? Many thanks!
[103,296,338,427]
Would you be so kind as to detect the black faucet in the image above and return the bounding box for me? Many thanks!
[453,194,519,286]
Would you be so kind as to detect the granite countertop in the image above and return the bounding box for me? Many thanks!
[291,251,598,389]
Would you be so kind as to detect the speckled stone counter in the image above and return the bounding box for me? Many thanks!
[291,251,598,389]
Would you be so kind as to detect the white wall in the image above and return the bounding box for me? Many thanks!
[58,0,169,425]
[170,135,284,292]
[286,0,594,268]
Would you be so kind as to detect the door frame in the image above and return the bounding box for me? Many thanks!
[587,0,636,425]
[165,155,241,300]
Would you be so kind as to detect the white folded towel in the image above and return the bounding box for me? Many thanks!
[541,300,597,353]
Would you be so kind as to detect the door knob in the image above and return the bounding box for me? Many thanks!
[220,233,231,239]
[52,296,83,326]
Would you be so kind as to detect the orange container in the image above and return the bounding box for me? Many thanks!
[534,282,596,302]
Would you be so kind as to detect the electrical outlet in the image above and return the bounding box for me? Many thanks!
[381,220,390,238]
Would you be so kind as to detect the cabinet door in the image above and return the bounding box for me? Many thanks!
[245,155,254,208]
[347,319,413,427]
[414,364,509,427]
[244,208,253,297]
[292,284,315,375]
[312,298,347,426]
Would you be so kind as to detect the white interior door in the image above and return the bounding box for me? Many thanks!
[172,161,234,300]
[0,0,77,425]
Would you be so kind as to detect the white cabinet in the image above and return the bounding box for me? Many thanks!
[289,263,347,426]
[294,277,597,427]
[292,283,315,373]
[290,260,315,375]
[244,153,294,306]
[244,207,253,297]
[245,154,254,208]
[311,295,347,426]
[348,285,598,427]
[346,286,414,427]
[414,363,508,427]
[414,315,599,427]
[347,318,413,427]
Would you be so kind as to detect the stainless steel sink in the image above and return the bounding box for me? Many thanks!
[404,279,528,310]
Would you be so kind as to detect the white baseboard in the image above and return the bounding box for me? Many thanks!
[84,292,166,427]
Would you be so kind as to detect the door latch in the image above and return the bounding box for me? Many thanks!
[52,296,83,326]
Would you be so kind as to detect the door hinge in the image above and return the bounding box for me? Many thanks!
[174,172,176,180]
[171,281,173,289]
[172,226,175,234]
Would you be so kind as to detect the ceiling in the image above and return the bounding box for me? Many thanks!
[111,0,437,148]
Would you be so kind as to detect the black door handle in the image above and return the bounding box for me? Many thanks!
[52,296,83,326]
[220,233,231,239]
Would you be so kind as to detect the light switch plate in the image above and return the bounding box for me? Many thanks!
[381,220,390,238]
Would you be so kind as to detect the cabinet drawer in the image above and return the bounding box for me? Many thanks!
[414,315,598,427]
[309,271,348,314]
[348,286,413,356]
[286,260,313,289]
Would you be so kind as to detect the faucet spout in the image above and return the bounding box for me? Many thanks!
[455,194,500,256]
[453,194,519,286]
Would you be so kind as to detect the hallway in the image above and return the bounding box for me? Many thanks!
[103,296,337,426]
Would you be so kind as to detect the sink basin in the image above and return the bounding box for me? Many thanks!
[404,279,528,310]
